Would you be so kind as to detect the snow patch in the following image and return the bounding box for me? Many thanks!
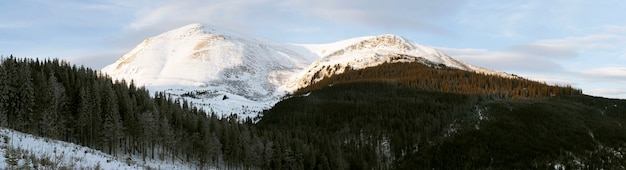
[0,128,199,170]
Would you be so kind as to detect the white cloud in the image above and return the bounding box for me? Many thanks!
[534,34,625,51]
[297,0,462,34]
[0,22,32,29]
[524,75,577,86]
[579,67,626,80]
[508,44,578,59]
[587,88,626,99]
[126,0,284,36]
[605,25,626,33]
[438,47,563,73]
[124,0,466,38]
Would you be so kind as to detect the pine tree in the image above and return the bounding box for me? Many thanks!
[76,87,91,144]
[0,58,12,128]
[140,111,157,160]
[16,63,35,132]
[89,82,103,148]
[100,84,123,156]
[39,73,66,139]
[0,109,7,127]
[157,112,175,160]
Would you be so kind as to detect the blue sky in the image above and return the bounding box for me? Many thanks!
[1,0,626,99]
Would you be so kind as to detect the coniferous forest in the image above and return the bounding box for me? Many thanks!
[1,55,626,169]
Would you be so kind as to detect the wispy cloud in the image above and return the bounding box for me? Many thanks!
[508,44,578,59]
[127,0,275,33]
[605,25,626,33]
[587,88,626,98]
[579,67,626,81]
[292,0,465,35]
[438,47,564,73]
[534,34,625,51]
[124,0,466,39]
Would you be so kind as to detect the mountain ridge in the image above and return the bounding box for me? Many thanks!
[101,23,513,117]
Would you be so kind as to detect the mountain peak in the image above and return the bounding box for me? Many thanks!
[157,23,207,39]
[103,24,510,118]
[341,34,415,53]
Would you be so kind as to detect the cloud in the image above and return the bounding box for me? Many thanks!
[523,75,577,86]
[579,67,626,81]
[0,22,32,29]
[289,0,466,35]
[535,34,625,51]
[587,88,626,99]
[504,34,625,60]
[605,25,626,33]
[438,47,563,73]
[127,1,241,31]
[124,0,466,39]
[508,44,578,59]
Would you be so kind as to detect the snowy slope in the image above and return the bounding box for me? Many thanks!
[102,23,317,118]
[0,128,197,170]
[285,34,510,90]
[102,23,510,118]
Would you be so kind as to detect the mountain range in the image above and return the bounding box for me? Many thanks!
[102,23,508,117]
[2,23,625,169]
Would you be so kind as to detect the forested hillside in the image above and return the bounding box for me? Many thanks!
[0,56,280,169]
[262,82,626,169]
[1,55,625,169]
[297,57,582,98]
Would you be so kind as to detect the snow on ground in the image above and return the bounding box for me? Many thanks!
[0,128,203,170]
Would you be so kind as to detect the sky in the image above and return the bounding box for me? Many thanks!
[1,0,625,99]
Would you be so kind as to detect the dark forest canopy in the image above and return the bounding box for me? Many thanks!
[263,82,626,169]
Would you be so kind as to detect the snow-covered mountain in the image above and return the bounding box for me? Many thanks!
[102,23,508,118]
[285,34,511,90]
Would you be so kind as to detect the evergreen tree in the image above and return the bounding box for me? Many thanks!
[15,63,35,132]
[76,87,91,144]
[100,84,123,156]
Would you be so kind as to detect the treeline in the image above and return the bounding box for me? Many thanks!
[297,58,582,98]
[0,56,308,169]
